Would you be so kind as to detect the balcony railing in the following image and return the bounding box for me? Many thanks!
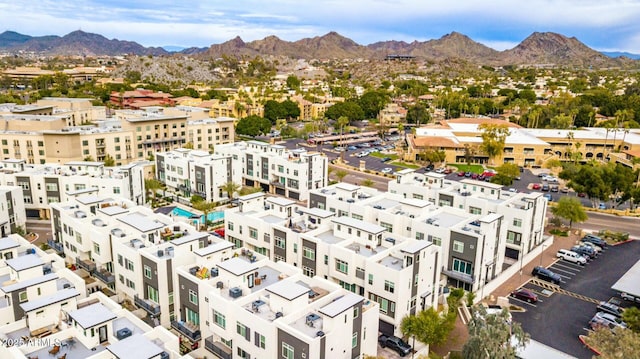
[93,269,115,284]
[134,295,160,316]
[204,336,231,359]
[47,239,64,254]
[76,257,96,272]
[171,320,201,342]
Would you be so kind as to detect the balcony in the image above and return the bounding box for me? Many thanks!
[204,336,231,359]
[76,257,96,272]
[47,239,64,254]
[270,180,286,188]
[134,295,160,316]
[92,269,115,284]
[171,320,201,342]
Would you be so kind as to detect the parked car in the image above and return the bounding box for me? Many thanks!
[531,266,562,284]
[425,164,435,171]
[574,245,597,258]
[621,292,640,303]
[556,249,587,265]
[511,288,538,303]
[380,157,391,162]
[543,193,553,201]
[579,241,603,253]
[544,176,559,183]
[532,183,542,190]
[435,167,445,173]
[598,203,607,210]
[457,171,465,177]
[444,168,453,174]
[571,246,595,260]
[465,171,472,177]
[347,145,357,151]
[577,192,587,197]
[582,234,608,248]
[381,167,393,174]
[538,172,549,178]
[378,334,412,357]
[590,312,627,329]
[550,185,559,192]
[561,187,569,193]
[542,184,550,191]
[597,301,625,318]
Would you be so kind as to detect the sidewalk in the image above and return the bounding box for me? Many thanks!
[487,228,583,302]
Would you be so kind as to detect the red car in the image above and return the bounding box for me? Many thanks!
[457,171,465,177]
[577,192,587,198]
[532,183,541,190]
[510,288,538,303]
[444,168,453,174]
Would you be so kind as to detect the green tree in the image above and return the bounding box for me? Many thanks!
[325,101,365,122]
[550,197,588,228]
[144,178,163,206]
[264,100,286,124]
[492,163,520,186]
[549,114,573,129]
[479,123,510,164]
[401,308,454,349]
[584,327,640,359]
[358,90,390,119]
[406,103,431,126]
[103,154,115,167]
[221,181,240,202]
[286,75,301,90]
[623,306,640,333]
[335,169,348,182]
[418,149,446,165]
[236,115,272,137]
[462,306,529,359]
[192,200,217,229]
[361,179,374,187]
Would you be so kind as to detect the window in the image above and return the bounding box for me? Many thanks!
[119,275,124,284]
[303,246,315,260]
[452,258,472,275]
[113,187,120,194]
[275,236,285,249]
[351,213,363,221]
[126,279,135,289]
[256,333,266,349]
[213,310,226,328]
[249,227,258,239]
[237,322,247,337]
[368,274,373,285]
[186,307,199,325]
[379,298,389,314]
[324,255,328,265]
[144,265,152,279]
[353,307,359,319]
[148,286,159,303]
[125,259,134,271]
[227,222,234,231]
[237,347,249,358]
[469,206,481,215]
[19,291,27,303]
[507,231,522,245]
[117,254,123,266]
[45,183,58,191]
[335,259,348,274]
[93,242,100,255]
[384,280,395,293]
[189,289,198,305]
[282,342,294,359]
[453,240,464,253]
[352,332,358,348]
[302,266,315,277]
[380,222,393,232]
[513,218,522,227]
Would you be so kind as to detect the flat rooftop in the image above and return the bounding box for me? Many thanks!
[424,211,467,228]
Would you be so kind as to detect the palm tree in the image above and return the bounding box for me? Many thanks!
[221,181,240,202]
[192,200,217,230]
[144,178,163,206]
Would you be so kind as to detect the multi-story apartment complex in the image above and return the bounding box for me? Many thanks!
[214,141,328,201]
[156,149,240,203]
[389,170,547,261]
[172,242,378,359]
[0,186,25,237]
[224,192,441,336]
[0,99,237,165]
[0,158,146,219]
[208,99,264,119]
[48,194,377,358]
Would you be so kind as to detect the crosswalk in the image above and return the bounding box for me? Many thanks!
[528,278,600,304]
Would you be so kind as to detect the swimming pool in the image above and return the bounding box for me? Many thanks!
[171,207,224,223]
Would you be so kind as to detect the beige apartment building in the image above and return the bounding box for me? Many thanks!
[208,99,264,119]
[406,118,635,167]
[0,98,237,165]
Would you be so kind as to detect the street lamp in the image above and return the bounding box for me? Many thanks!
[540,243,548,266]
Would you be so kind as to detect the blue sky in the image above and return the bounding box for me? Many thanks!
[2,0,640,52]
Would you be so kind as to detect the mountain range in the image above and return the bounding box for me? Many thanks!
[0,29,637,67]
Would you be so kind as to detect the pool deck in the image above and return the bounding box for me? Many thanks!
[161,204,225,222]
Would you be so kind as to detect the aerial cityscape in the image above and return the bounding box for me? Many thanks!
[0,2,640,359]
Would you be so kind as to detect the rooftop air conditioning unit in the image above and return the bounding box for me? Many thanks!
[229,287,243,298]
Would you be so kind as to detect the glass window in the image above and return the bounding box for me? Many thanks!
[282,342,294,359]
[513,218,522,227]
[214,310,226,328]
[453,258,472,275]
[384,280,395,293]
[189,289,198,304]
[144,265,152,279]
[336,259,348,274]
[352,332,358,348]
[453,240,464,253]
[148,286,159,303]
[303,246,315,260]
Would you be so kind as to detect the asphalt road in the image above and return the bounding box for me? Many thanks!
[577,212,640,238]
[511,240,640,358]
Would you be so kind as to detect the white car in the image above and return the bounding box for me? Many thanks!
[435,168,446,174]
[543,175,558,182]
[381,168,393,174]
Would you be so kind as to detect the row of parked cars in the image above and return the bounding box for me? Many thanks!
[589,298,627,330]
[556,233,608,265]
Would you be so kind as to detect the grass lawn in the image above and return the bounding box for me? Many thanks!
[392,161,420,169]
[448,163,485,173]
[368,152,399,160]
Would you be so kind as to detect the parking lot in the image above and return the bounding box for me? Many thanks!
[510,240,640,358]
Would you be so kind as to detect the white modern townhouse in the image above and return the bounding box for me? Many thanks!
[0,158,146,219]
[155,148,240,203]
[0,289,180,359]
[224,192,441,337]
[50,195,212,329]
[389,170,548,261]
[214,141,328,201]
[0,185,26,237]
